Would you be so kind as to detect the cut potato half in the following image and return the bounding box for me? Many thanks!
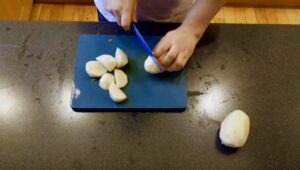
[85,60,107,78]
[144,56,162,74]
[96,54,118,72]
[109,83,127,102]
[114,69,128,88]
[115,48,128,68]
[99,73,115,90]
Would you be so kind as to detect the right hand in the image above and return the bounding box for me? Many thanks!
[103,0,137,31]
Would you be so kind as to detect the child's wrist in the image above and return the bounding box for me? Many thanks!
[179,23,207,40]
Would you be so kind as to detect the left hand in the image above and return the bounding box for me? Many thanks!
[103,0,137,30]
[153,25,204,72]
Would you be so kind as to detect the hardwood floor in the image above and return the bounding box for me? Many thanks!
[29,3,300,24]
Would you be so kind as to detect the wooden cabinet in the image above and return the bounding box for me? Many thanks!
[35,0,92,3]
[0,0,33,20]
[35,0,300,7]
[227,0,300,7]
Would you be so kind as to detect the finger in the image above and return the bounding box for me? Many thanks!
[112,11,122,26]
[132,0,138,22]
[121,12,132,31]
[158,51,167,62]
[160,46,178,67]
[153,37,170,59]
[121,4,133,31]
[166,52,189,72]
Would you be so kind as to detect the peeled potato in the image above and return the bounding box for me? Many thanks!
[96,54,118,72]
[114,69,128,88]
[144,56,162,74]
[99,73,115,90]
[85,60,107,78]
[109,83,127,102]
[115,48,128,68]
[219,110,250,148]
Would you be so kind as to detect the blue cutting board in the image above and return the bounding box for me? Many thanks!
[71,34,187,112]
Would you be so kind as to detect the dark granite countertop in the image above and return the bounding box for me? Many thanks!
[0,21,299,169]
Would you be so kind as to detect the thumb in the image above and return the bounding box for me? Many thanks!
[121,11,131,31]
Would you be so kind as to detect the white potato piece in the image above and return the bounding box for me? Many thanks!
[144,56,162,74]
[99,73,115,90]
[85,60,107,78]
[96,54,118,72]
[109,83,127,102]
[115,48,128,68]
[219,110,250,148]
[114,69,128,88]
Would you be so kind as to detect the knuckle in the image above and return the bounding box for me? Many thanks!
[156,48,163,55]
[175,60,185,68]
[158,46,166,53]
[167,54,175,60]
[170,48,177,55]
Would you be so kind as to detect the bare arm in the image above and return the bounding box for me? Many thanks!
[182,0,227,38]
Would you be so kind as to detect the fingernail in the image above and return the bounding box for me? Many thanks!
[124,26,130,31]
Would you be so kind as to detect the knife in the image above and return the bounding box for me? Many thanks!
[132,23,164,72]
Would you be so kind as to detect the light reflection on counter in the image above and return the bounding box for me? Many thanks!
[192,75,241,122]
[201,85,224,116]
[194,85,227,122]
[0,89,19,122]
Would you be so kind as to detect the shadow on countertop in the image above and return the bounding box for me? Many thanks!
[215,128,239,155]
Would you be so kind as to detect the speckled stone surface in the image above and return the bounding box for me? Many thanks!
[0,21,299,169]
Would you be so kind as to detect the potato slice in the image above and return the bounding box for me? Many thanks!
[85,60,107,78]
[96,54,118,72]
[109,83,127,102]
[219,110,250,148]
[115,48,128,68]
[114,69,128,88]
[144,56,162,74]
[99,73,115,90]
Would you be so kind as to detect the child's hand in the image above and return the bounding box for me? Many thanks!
[103,0,137,30]
[153,26,204,72]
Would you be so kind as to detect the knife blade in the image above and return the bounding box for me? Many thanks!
[132,23,164,72]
